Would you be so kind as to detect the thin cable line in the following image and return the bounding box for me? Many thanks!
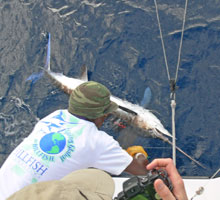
[154,0,189,82]
[154,0,170,81]
[175,0,189,81]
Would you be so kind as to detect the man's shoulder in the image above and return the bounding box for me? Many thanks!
[40,109,78,123]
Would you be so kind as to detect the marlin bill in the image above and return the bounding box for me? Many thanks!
[30,33,205,169]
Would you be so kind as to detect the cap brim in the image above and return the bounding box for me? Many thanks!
[104,101,118,115]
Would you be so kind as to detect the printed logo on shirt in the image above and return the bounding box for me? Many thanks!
[33,131,77,163]
[39,132,66,154]
[9,111,86,181]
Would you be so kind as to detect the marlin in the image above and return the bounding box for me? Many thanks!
[29,33,205,169]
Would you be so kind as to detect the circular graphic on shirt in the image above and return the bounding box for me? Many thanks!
[39,132,66,154]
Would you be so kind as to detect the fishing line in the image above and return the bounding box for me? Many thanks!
[153,0,189,166]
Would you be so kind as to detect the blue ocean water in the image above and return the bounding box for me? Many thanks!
[0,0,220,177]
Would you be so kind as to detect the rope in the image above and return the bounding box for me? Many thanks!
[171,99,176,165]
[153,0,189,166]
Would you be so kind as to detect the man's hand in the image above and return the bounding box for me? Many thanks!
[124,146,149,175]
[126,145,148,159]
[147,158,188,200]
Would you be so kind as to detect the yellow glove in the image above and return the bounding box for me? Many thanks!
[126,146,148,158]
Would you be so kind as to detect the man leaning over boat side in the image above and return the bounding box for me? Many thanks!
[0,81,149,200]
[7,159,188,200]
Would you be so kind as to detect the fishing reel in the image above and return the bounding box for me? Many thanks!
[114,169,173,200]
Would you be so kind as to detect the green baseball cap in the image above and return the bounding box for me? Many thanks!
[68,81,118,119]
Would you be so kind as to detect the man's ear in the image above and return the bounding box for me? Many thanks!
[93,116,106,128]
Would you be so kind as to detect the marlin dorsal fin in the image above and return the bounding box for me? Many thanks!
[140,87,152,108]
[80,65,88,81]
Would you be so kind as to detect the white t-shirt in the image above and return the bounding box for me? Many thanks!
[0,110,132,200]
